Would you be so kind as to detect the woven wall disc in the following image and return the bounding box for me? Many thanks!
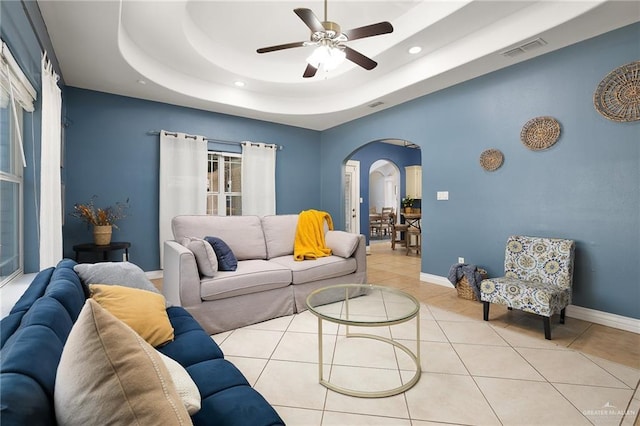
[520,116,561,151]
[594,61,640,122]
[479,149,504,171]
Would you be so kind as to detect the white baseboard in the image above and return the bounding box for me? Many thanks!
[566,305,640,334]
[420,272,453,288]
[419,273,639,334]
[145,270,163,280]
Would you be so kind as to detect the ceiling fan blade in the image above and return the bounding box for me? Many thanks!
[303,63,318,78]
[343,22,393,41]
[257,41,306,54]
[294,8,325,33]
[344,46,377,70]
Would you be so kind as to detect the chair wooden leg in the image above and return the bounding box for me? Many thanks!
[543,316,551,340]
[483,302,490,321]
[560,308,566,324]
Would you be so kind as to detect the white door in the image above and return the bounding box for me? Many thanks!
[344,160,360,234]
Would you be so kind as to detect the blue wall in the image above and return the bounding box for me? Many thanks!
[63,89,322,270]
[350,142,421,244]
[4,1,639,319]
[320,23,639,319]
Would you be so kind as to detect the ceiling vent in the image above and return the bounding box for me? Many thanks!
[501,38,547,58]
[368,101,384,108]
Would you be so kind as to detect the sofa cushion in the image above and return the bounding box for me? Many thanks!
[261,214,298,259]
[158,307,224,367]
[325,230,360,258]
[269,255,357,285]
[200,260,291,301]
[205,236,238,271]
[172,215,267,260]
[54,299,192,426]
[181,236,218,277]
[89,284,174,347]
[156,350,201,414]
[74,261,160,295]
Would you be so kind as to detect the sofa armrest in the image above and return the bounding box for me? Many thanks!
[353,234,367,278]
[163,241,202,307]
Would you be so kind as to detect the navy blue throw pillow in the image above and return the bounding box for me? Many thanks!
[204,236,238,271]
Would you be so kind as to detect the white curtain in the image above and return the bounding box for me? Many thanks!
[39,53,62,269]
[159,131,207,267]
[241,142,276,216]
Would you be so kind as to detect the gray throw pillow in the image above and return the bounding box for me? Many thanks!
[74,262,161,296]
[325,230,359,258]
[180,236,218,277]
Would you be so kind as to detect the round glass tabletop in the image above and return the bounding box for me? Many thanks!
[306,283,420,326]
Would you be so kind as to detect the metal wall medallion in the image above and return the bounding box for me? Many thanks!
[594,61,640,122]
[520,116,561,151]
[479,149,504,171]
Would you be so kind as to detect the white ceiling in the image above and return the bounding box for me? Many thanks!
[38,0,639,131]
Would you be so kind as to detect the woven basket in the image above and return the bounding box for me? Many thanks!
[456,268,488,301]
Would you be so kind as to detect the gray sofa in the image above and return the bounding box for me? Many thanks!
[163,214,367,334]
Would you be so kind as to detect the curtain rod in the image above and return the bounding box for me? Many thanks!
[147,131,282,150]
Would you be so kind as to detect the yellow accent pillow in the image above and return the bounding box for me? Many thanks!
[90,284,174,347]
[54,299,192,426]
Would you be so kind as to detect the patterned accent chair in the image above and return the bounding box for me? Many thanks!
[480,235,575,340]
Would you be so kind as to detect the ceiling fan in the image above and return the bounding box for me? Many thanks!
[256,0,393,78]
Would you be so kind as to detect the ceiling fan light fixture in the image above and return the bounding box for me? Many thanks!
[306,45,345,71]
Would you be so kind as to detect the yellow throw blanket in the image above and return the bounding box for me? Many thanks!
[294,209,334,261]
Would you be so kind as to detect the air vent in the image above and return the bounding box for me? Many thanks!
[501,38,547,58]
[368,101,384,108]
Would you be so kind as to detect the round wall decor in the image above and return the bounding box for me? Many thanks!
[520,116,561,151]
[479,149,504,171]
[594,61,640,122]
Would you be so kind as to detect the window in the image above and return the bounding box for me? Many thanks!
[1,41,35,286]
[207,152,242,216]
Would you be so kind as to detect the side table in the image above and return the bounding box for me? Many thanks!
[73,242,131,262]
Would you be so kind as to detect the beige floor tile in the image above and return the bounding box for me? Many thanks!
[271,406,323,426]
[332,334,400,369]
[570,324,640,370]
[271,331,336,365]
[428,305,482,322]
[453,343,545,381]
[254,360,327,410]
[405,372,500,425]
[554,383,635,426]
[321,410,411,425]
[395,340,466,375]
[491,323,569,350]
[517,347,631,388]
[219,328,283,359]
[325,365,406,409]
[211,330,232,345]
[224,355,267,386]
[584,353,640,389]
[475,376,591,425]
[620,394,640,426]
[438,320,509,346]
[245,315,293,332]
[287,310,340,335]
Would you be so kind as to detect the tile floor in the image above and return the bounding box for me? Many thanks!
[212,242,640,426]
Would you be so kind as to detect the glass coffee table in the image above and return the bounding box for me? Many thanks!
[306,284,421,398]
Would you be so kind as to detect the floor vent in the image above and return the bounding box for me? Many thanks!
[368,101,384,108]
[501,38,547,58]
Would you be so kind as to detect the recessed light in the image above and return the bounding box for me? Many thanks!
[408,46,422,55]
[234,81,245,87]
[137,79,147,85]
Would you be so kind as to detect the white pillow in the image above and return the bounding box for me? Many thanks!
[156,350,201,415]
[325,230,359,258]
[181,236,218,277]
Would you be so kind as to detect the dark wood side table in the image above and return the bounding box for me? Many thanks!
[73,242,131,262]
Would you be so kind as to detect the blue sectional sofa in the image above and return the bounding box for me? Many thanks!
[0,259,285,426]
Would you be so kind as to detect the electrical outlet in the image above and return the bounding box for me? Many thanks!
[458,257,465,264]
[123,253,128,262]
